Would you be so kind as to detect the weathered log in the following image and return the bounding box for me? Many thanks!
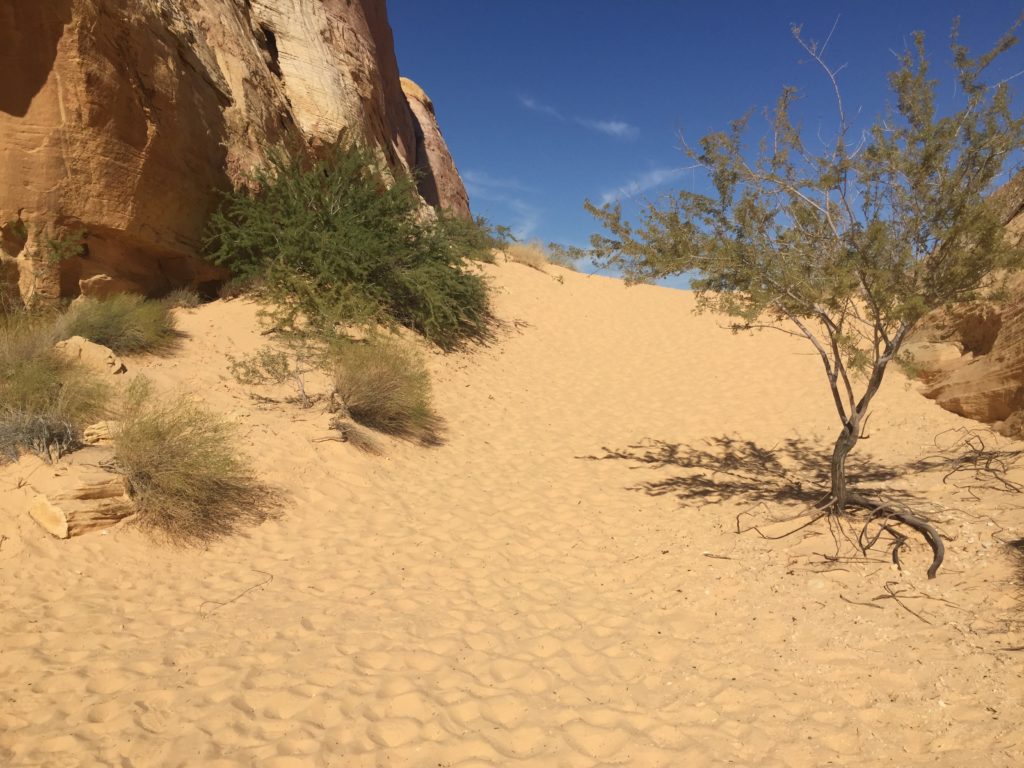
[26,447,134,538]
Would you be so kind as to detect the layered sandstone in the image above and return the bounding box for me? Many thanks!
[0,0,469,306]
[909,174,1024,436]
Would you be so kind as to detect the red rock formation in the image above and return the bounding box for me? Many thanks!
[402,78,471,217]
[0,0,469,305]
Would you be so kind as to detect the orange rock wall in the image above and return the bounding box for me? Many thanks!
[914,175,1024,436]
[0,0,470,304]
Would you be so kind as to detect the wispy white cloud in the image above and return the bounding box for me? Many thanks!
[463,168,541,240]
[575,118,639,139]
[518,94,565,121]
[600,166,695,205]
[518,94,637,139]
[462,169,533,193]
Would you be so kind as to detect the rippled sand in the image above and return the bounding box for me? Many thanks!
[2,262,1022,766]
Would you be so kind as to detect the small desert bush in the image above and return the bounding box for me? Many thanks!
[112,379,275,543]
[55,294,178,354]
[504,241,550,271]
[228,342,320,408]
[331,339,443,444]
[205,144,492,349]
[545,242,583,271]
[0,312,110,461]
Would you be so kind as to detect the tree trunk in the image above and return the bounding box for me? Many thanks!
[829,422,859,512]
[828,347,895,512]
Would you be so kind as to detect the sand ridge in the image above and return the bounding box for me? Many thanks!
[1,261,1022,766]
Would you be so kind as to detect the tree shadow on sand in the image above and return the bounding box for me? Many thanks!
[583,435,932,508]
[584,431,1023,581]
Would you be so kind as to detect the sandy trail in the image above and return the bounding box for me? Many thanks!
[2,262,1022,767]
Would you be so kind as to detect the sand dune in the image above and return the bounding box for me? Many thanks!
[2,262,1022,767]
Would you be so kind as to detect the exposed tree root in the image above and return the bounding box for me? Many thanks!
[847,493,944,579]
[735,494,945,580]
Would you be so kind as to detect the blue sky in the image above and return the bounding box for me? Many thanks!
[389,1,1023,275]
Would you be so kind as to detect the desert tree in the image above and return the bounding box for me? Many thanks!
[586,19,1024,577]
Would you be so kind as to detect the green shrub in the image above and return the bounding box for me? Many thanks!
[55,294,178,354]
[436,214,514,264]
[112,379,275,543]
[204,144,492,349]
[41,230,85,265]
[0,312,110,461]
[331,339,443,444]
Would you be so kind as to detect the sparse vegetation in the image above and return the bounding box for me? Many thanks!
[0,311,110,461]
[164,287,202,309]
[504,240,582,272]
[331,339,443,445]
[112,378,275,543]
[205,144,493,349]
[55,294,179,355]
[504,240,550,271]
[546,242,584,271]
[228,341,320,408]
[41,230,85,264]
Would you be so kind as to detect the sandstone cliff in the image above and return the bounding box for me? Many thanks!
[0,0,469,305]
[908,172,1024,437]
[402,77,471,219]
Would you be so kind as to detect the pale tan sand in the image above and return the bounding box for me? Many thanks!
[2,261,1023,767]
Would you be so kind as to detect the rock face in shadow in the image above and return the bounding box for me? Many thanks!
[401,78,471,218]
[0,0,469,305]
[909,173,1024,437]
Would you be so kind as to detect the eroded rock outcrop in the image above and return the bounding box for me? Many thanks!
[402,78,471,218]
[0,0,469,306]
[909,174,1024,436]
[21,446,135,539]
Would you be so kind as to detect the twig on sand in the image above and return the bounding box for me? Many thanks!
[874,581,932,625]
[736,504,827,540]
[839,593,884,610]
[200,569,273,618]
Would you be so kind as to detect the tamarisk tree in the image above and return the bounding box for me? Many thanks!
[586,21,1024,577]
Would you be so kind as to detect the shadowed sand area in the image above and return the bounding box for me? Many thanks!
[2,262,1023,766]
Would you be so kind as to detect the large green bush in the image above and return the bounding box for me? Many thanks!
[205,145,493,349]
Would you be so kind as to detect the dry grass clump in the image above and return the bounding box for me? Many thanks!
[331,340,443,445]
[163,288,202,309]
[112,379,275,543]
[55,294,179,354]
[0,312,110,461]
[504,241,550,271]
